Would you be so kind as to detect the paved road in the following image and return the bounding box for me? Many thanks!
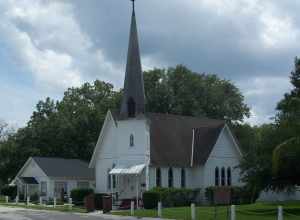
[0,206,144,220]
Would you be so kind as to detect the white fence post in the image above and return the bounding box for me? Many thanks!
[5,196,8,203]
[131,201,135,216]
[191,203,196,220]
[39,197,43,206]
[26,196,30,206]
[15,196,19,204]
[53,197,56,208]
[158,202,162,217]
[278,206,283,220]
[68,198,72,210]
[231,205,236,220]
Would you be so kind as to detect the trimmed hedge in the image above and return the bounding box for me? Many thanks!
[143,191,160,209]
[143,187,200,209]
[70,188,94,205]
[205,186,258,205]
[0,185,17,199]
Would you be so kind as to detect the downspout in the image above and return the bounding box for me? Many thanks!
[190,129,195,167]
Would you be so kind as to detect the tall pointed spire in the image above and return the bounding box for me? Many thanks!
[120,0,145,118]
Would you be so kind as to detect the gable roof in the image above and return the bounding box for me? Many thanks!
[32,157,94,180]
[146,113,225,167]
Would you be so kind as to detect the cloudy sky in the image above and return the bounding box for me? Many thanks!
[0,0,298,127]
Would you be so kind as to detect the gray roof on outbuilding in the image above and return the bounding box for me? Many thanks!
[32,157,94,180]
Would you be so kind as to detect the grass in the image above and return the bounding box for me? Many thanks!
[113,201,300,220]
[0,202,86,213]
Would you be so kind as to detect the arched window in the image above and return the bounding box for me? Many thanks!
[168,168,173,188]
[156,168,161,187]
[181,168,186,188]
[215,167,219,186]
[127,97,136,117]
[227,167,232,186]
[130,134,134,147]
[221,167,226,186]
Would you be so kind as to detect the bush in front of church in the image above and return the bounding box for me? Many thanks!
[0,185,17,199]
[143,191,160,209]
[143,187,200,209]
[205,186,257,205]
[70,188,94,205]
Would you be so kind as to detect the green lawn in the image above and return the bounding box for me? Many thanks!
[113,201,300,220]
[0,202,86,213]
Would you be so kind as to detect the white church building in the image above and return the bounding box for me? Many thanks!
[89,2,243,203]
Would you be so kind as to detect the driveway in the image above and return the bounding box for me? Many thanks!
[0,206,162,220]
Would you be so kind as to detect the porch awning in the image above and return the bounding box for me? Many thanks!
[19,177,39,185]
[109,164,145,175]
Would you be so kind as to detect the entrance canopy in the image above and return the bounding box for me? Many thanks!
[109,164,145,175]
[19,177,39,185]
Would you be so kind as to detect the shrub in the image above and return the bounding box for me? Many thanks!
[205,186,257,205]
[0,185,17,199]
[0,196,5,202]
[143,187,200,208]
[143,191,160,209]
[30,193,39,203]
[70,188,94,205]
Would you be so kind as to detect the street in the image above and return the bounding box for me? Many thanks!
[0,206,141,220]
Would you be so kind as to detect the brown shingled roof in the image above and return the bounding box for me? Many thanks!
[146,113,225,167]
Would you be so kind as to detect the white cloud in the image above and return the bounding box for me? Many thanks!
[238,76,292,125]
[0,0,121,93]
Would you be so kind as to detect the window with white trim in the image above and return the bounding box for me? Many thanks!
[40,181,47,196]
[221,167,226,186]
[168,168,173,188]
[156,168,161,187]
[130,134,134,147]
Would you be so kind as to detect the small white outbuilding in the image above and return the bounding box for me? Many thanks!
[12,157,95,200]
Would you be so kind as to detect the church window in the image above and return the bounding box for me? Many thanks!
[227,167,232,186]
[221,167,226,186]
[156,168,161,187]
[168,168,173,188]
[215,167,219,186]
[130,134,134,147]
[112,175,116,189]
[181,168,186,188]
[127,97,136,117]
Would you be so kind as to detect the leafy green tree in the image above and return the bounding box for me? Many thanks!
[0,80,120,183]
[144,65,250,122]
[272,57,300,188]
[0,66,250,184]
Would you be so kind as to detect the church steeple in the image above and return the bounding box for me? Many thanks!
[120,0,145,118]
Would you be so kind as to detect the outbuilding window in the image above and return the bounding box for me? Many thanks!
[40,181,47,196]
[215,167,219,186]
[221,167,226,186]
[168,168,173,188]
[156,168,161,187]
[181,168,186,188]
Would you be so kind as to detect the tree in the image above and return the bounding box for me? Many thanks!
[144,65,250,122]
[0,80,121,183]
[0,66,250,184]
[0,120,9,142]
[272,57,300,188]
